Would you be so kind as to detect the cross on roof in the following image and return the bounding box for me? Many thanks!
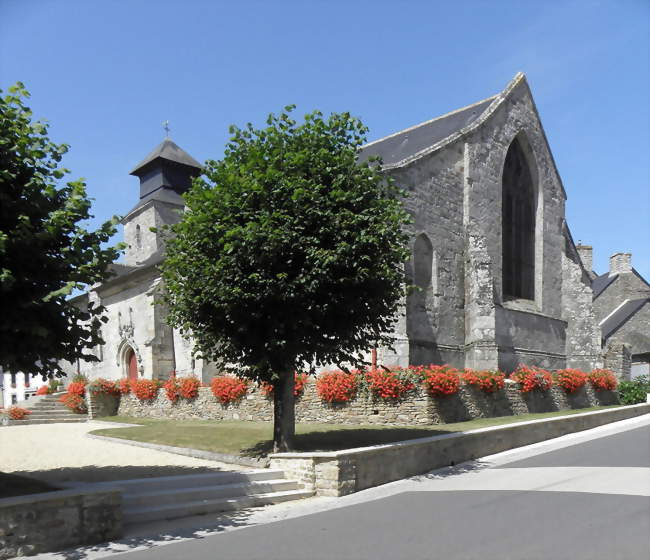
[162,120,170,137]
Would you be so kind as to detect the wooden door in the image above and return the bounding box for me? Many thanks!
[127,350,138,381]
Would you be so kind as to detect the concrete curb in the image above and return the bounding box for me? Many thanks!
[86,433,269,468]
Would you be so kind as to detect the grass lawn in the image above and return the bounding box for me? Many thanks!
[91,405,620,458]
[0,472,59,499]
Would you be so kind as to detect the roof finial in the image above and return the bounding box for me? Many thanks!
[162,120,170,138]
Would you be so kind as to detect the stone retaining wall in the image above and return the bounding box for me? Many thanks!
[0,488,122,559]
[115,379,618,426]
[270,403,650,496]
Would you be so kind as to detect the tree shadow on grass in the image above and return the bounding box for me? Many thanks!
[241,427,449,458]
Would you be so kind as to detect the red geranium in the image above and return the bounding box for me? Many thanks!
[365,367,417,400]
[420,365,461,397]
[66,381,86,397]
[118,378,131,395]
[589,369,618,391]
[555,369,588,393]
[7,406,31,420]
[462,369,505,393]
[316,370,358,403]
[511,365,553,392]
[178,376,201,399]
[260,373,309,398]
[35,386,50,396]
[59,393,87,413]
[131,379,160,401]
[210,376,248,404]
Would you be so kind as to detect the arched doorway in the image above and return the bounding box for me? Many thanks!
[126,348,138,381]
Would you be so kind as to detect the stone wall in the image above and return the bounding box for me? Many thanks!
[115,379,617,426]
[604,341,632,380]
[0,489,122,559]
[270,403,650,497]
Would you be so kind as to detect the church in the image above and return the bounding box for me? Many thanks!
[66,72,644,384]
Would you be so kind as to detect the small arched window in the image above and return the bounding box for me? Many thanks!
[413,233,434,290]
[135,225,142,249]
[502,136,536,300]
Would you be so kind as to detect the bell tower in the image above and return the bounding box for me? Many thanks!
[122,138,201,265]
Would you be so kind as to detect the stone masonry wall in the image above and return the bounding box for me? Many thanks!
[0,489,122,559]
[116,379,617,426]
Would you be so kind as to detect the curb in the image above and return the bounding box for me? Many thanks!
[86,433,269,468]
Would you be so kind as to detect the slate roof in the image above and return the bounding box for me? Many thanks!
[130,138,201,175]
[358,96,496,166]
[124,186,186,218]
[601,298,650,340]
[592,273,617,299]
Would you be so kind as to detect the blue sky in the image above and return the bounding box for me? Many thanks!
[1,0,649,278]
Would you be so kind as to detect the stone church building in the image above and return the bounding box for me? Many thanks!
[66,73,644,383]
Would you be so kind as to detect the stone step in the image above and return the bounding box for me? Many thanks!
[123,489,313,525]
[92,470,285,493]
[28,413,87,420]
[123,479,299,508]
[7,418,87,426]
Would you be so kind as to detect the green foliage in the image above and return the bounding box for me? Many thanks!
[618,375,650,405]
[160,106,410,382]
[0,83,122,378]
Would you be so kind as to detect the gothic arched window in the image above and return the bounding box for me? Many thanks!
[502,136,536,300]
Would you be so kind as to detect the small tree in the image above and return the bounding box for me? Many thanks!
[160,107,410,451]
[0,83,122,378]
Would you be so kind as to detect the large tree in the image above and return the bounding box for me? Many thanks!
[160,107,410,451]
[0,83,122,378]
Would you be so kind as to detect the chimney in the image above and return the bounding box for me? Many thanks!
[609,252,632,276]
[576,244,593,272]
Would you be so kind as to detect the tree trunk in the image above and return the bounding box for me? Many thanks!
[272,371,295,452]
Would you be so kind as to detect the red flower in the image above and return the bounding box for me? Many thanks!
[210,376,248,404]
[7,406,31,420]
[589,369,618,391]
[66,381,86,397]
[59,393,87,413]
[511,365,553,392]
[131,379,160,401]
[462,369,505,393]
[316,370,358,403]
[365,367,417,400]
[36,386,50,396]
[420,365,461,397]
[260,373,309,398]
[555,369,588,393]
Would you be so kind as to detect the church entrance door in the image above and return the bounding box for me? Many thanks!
[127,349,138,381]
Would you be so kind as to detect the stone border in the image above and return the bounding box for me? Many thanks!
[86,432,268,468]
[269,404,650,496]
[0,488,122,559]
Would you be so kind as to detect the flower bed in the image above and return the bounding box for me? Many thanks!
[462,369,505,393]
[316,370,358,403]
[260,373,309,399]
[131,379,161,401]
[419,365,461,397]
[7,406,31,420]
[365,367,417,400]
[511,365,553,392]
[554,369,588,393]
[589,369,618,391]
[210,376,249,404]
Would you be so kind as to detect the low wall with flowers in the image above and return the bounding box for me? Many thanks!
[113,366,620,426]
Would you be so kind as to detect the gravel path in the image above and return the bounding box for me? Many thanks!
[0,421,245,485]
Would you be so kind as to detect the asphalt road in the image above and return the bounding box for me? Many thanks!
[108,420,650,560]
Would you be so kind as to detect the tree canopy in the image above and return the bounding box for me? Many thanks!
[160,107,410,450]
[0,83,122,378]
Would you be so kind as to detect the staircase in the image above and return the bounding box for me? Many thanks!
[111,470,312,525]
[13,392,88,425]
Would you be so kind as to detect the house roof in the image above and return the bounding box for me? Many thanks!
[601,298,650,340]
[130,138,202,176]
[592,273,617,299]
[359,96,495,167]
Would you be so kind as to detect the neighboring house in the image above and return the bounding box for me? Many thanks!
[0,368,49,408]
[64,72,617,383]
[577,246,650,379]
